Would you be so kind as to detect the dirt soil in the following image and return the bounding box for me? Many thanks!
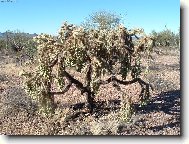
[0,47,180,135]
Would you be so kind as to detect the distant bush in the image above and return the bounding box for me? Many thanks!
[0,38,6,51]
[150,27,180,48]
[23,38,37,62]
[81,10,121,30]
[3,30,37,63]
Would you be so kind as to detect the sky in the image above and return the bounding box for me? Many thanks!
[0,0,180,35]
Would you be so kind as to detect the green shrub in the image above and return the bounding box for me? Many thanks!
[150,27,180,48]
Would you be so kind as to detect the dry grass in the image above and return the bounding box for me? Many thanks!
[0,47,180,135]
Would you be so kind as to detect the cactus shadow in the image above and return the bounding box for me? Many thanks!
[133,89,180,116]
[64,89,180,124]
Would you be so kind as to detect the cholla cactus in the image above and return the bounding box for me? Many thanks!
[119,97,134,123]
[22,22,154,115]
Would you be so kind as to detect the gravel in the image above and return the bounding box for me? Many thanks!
[0,48,180,135]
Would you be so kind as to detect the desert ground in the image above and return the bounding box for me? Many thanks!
[0,46,180,135]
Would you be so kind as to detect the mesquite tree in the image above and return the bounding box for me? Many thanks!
[5,31,37,62]
[22,22,154,115]
[150,28,180,47]
[82,11,121,30]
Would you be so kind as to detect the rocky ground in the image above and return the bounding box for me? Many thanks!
[0,47,180,135]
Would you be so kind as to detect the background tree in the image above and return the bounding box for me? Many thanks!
[5,30,37,63]
[150,30,158,47]
[175,27,180,47]
[81,10,121,30]
[0,38,6,51]
[150,26,180,48]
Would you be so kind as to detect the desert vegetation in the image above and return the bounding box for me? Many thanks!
[0,11,180,135]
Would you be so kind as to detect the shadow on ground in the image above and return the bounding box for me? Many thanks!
[69,89,180,116]
[134,89,180,116]
[67,90,180,132]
